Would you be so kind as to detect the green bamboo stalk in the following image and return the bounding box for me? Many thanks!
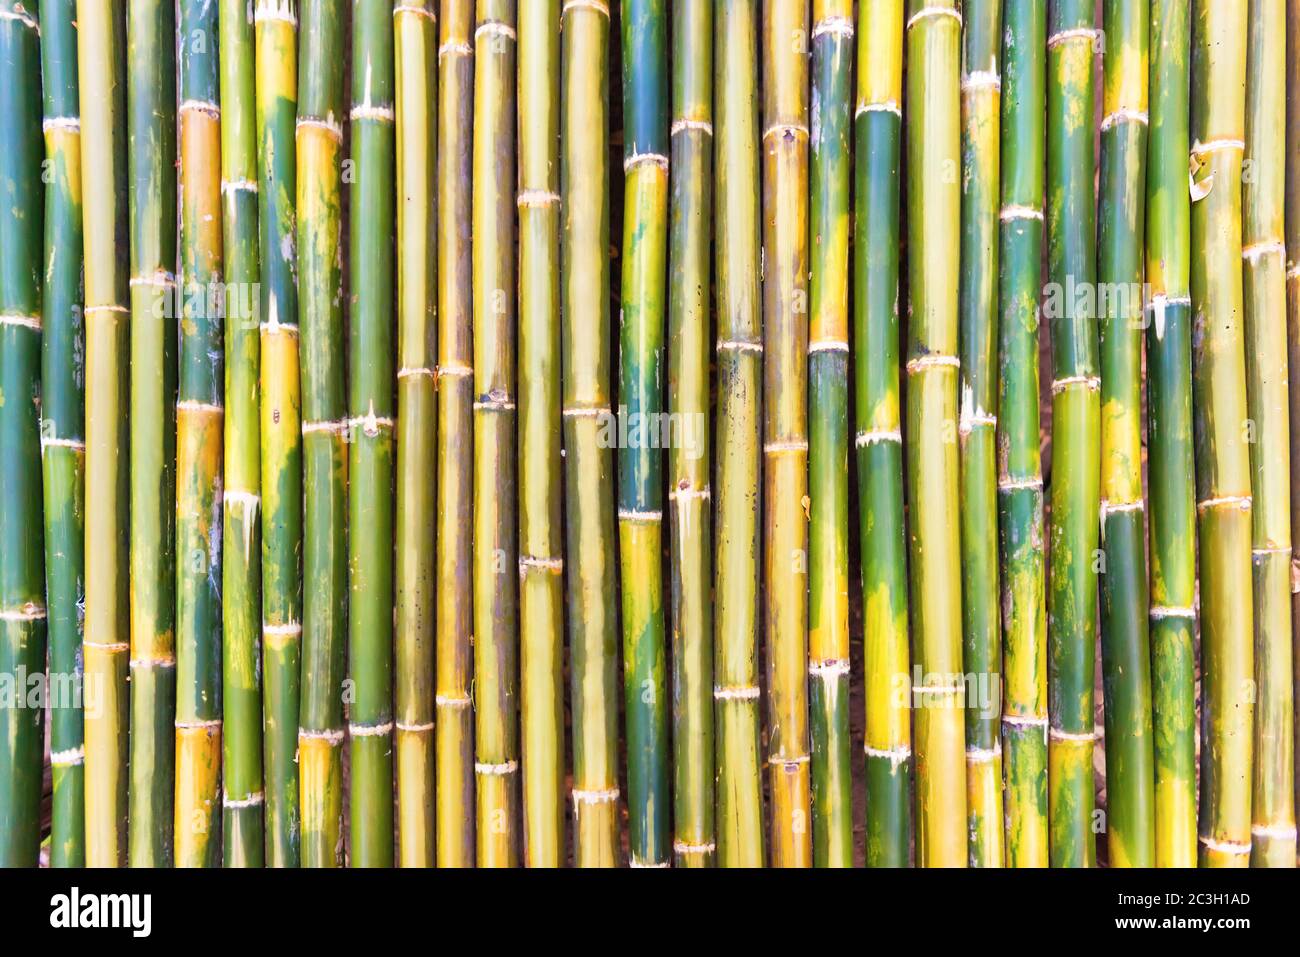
[518,0,563,868]
[77,0,131,868]
[394,0,437,870]
[713,0,765,868]
[561,0,620,868]
[126,0,178,868]
[1287,0,1300,871]
[957,0,1003,868]
[1098,0,1154,868]
[472,0,520,868]
[854,0,911,869]
[0,0,46,868]
[40,0,87,869]
[347,0,397,870]
[997,0,1048,869]
[1145,0,1197,870]
[219,0,264,868]
[760,0,811,869]
[255,0,302,869]
[296,0,347,868]
[905,0,967,868]
[175,0,226,869]
[435,0,476,868]
[1190,0,1254,868]
[808,0,853,871]
[668,0,715,869]
[620,0,670,869]
[1045,0,1099,868]
[1242,0,1296,869]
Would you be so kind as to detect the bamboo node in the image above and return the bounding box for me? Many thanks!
[0,313,41,331]
[628,858,671,868]
[129,655,177,669]
[961,71,1001,93]
[997,476,1043,492]
[301,417,349,435]
[42,116,81,134]
[180,99,221,119]
[562,404,612,418]
[1287,262,1300,281]
[516,189,560,208]
[296,116,344,142]
[177,399,225,416]
[668,484,711,502]
[518,555,564,574]
[768,753,810,769]
[716,338,763,354]
[1046,26,1098,48]
[474,21,516,43]
[1196,494,1251,514]
[763,123,809,143]
[856,101,902,118]
[562,0,610,17]
[349,721,394,738]
[906,354,960,375]
[855,428,902,447]
[1050,374,1100,394]
[1100,499,1144,520]
[673,839,716,854]
[176,719,223,730]
[572,786,620,804]
[763,439,808,455]
[50,746,84,767]
[809,659,851,678]
[624,151,670,173]
[808,338,849,354]
[397,366,436,379]
[84,304,128,317]
[1242,240,1285,263]
[1251,823,1298,840]
[1100,108,1148,131]
[473,393,516,412]
[618,508,663,523]
[223,791,265,809]
[1001,714,1048,728]
[1149,605,1195,620]
[966,745,1002,762]
[130,270,178,288]
[40,436,87,452]
[0,6,39,31]
[83,641,130,653]
[671,118,713,137]
[349,408,396,436]
[395,721,435,733]
[350,103,396,124]
[811,15,854,39]
[906,6,962,31]
[1190,138,1246,157]
[1047,727,1096,742]
[298,728,346,744]
[391,4,435,21]
[713,685,760,701]
[435,694,472,709]
[436,362,473,378]
[1198,835,1251,855]
[999,204,1043,222]
[437,40,473,60]
[0,603,46,621]
[862,744,912,771]
[475,759,518,776]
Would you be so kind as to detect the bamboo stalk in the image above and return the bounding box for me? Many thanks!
[1190,0,1254,868]
[435,0,476,868]
[126,0,178,868]
[760,0,811,869]
[668,0,716,870]
[1045,0,1099,868]
[255,0,302,869]
[394,0,437,870]
[854,0,911,868]
[1098,0,1154,868]
[347,0,397,870]
[957,0,1004,868]
[1145,0,1197,870]
[1242,0,1296,868]
[997,0,1049,869]
[77,0,132,868]
[175,0,226,869]
[808,0,853,871]
[219,0,265,867]
[518,0,564,867]
[905,0,967,868]
[561,0,620,868]
[40,0,88,869]
[713,0,765,868]
[1287,0,1300,872]
[472,0,520,868]
[296,0,348,868]
[0,0,46,868]
[620,0,671,869]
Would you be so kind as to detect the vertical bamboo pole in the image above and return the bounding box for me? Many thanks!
[40,0,88,868]
[1287,0,1300,870]
[808,0,854,870]
[957,0,1004,868]
[394,0,437,870]
[997,0,1048,868]
[854,0,911,868]
[0,0,46,868]
[77,0,131,869]
[435,0,476,868]
[296,0,348,867]
[1242,0,1296,868]
[1190,0,1254,868]
[713,0,765,868]
[472,0,520,868]
[1098,0,1154,867]
[562,0,620,868]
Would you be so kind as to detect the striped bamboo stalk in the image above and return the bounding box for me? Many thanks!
[296,0,348,867]
[761,0,812,869]
[1242,0,1296,868]
[77,0,132,868]
[1045,0,1099,868]
[219,0,264,867]
[1190,0,1254,868]
[1288,0,1300,871]
[126,0,179,868]
[713,0,765,868]
[620,0,671,869]
[1145,0,1197,870]
[175,0,226,869]
[40,0,88,869]
[561,0,620,868]
[1098,0,1154,867]
[347,0,397,870]
[854,0,911,868]
[808,0,853,871]
[904,0,967,868]
[997,0,1049,868]
[957,0,1004,868]
[518,0,564,867]
[394,0,437,870]
[472,0,520,868]
[255,0,302,869]
[0,0,46,868]
[435,0,476,868]
[668,0,715,870]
